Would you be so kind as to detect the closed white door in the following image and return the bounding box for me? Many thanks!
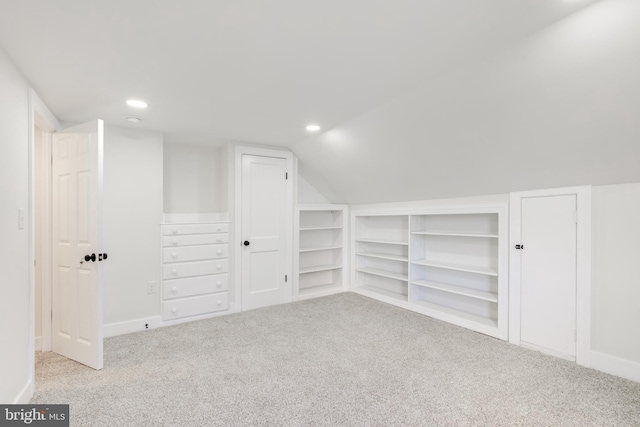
[241,154,291,310]
[51,120,104,370]
[520,195,577,359]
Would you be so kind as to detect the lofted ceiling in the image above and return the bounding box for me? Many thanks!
[0,0,598,147]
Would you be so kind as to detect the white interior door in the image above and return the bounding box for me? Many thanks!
[51,120,104,370]
[241,154,291,310]
[520,195,577,359]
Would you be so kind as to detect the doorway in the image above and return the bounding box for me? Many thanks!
[234,146,293,311]
[30,91,105,372]
[509,186,591,367]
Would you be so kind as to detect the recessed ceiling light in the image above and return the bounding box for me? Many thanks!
[126,99,148,108]
[126,116,142,123]
[306,124,321,132]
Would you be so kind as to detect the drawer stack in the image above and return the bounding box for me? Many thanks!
[161,222,230,321]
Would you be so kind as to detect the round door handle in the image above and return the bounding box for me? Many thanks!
[171,308,177,313]
[216,265,222,270]
[243,241,250,246]
[171,252,178,259]
[216,238,222,243]
[216,281,222,287]
[171,229,178,235]
[216,250,222,255]
[84,253,96,262]
[171,287,177,293]
[172,239,178,246]
[172,269,178,275]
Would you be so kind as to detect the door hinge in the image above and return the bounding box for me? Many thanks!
[285,275,288,282]
[285,172,288,180]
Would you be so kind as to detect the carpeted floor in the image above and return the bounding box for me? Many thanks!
[32,292,640,426]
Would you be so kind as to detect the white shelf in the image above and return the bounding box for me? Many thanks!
[411,280,497,303]
[411,299,497,328]
[411,260,498,277]
[357,251,408,262]
[357,285,407,302]
[300,264,343,274]
[295,205,348,301]
[299,245,342,253]
[300,226,343,231]
[411,231,498,239]
[356,238,408,246]
[356,267,408,282]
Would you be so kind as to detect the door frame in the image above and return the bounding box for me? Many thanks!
[509,185,591,367]
[28,89,61,394]
[233,145,294,311]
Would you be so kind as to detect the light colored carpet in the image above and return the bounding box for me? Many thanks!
[33,292,640,426]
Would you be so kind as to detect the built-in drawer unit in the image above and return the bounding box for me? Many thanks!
[161,220,230,322]
[162,293,229,320]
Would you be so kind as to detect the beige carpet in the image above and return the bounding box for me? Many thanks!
[33,292,640,426]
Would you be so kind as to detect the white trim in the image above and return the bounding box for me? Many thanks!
[104,316,163,338]
[40,131,52,352]
[591,351,640,383]
[13,381,33,404]
[509,186,592,367]
[233,146,295,312]
[27,89,60,404]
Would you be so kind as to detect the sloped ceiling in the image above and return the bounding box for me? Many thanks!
[0,0,597,147]
[292,0,640,204]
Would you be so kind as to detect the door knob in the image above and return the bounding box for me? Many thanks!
[84,253,96,262]
[243,241,250,246]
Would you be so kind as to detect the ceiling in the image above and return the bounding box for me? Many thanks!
[0,0,598,147]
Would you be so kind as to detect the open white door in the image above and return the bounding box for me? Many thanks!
[51,120,104,370]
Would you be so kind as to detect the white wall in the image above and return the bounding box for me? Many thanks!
[103,126,163,326]
[298,174,329,204]
[163,143,222,213]
[293,0,640,205]
[592,182,640,369]
[0,47,31,403]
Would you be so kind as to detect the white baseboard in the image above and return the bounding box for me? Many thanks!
[35,336,42,352]
[103,316,163,338]
[13,380,33,404]
[591,351,640,383]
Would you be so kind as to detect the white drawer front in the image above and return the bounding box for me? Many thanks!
[163,244,228,263]
[163,259,229,279]
[163,275,229,299]
[162,223,229,236]
[162,293,229,320]
[163,234,229,247]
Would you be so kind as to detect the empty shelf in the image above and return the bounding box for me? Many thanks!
[411,260,497,276]
[411,280,497,303]
[357,251,408,262]
[356,238,409,246]
[356,267,408,282]
[357,285,407,302]
[411,231,498,238]
[299,264,343,274]
[411,299,497,328]
[300,226,343,231]
[299,245,342,253]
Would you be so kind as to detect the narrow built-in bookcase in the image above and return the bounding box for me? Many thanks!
[294,205,348,300]
[351,207,507,340]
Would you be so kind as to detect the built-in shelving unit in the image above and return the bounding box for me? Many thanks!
[352,214,410,304]
[351,208,507,339]
[294,205,348,300]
